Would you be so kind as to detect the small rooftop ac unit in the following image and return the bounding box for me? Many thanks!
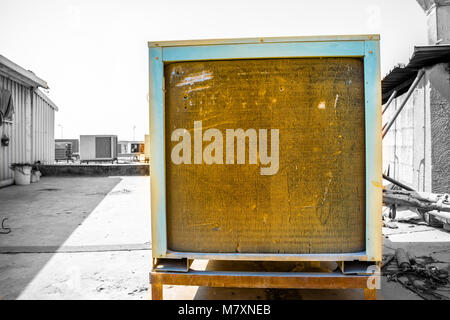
[79,135,118,162]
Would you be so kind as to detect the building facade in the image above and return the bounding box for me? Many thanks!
[383,0,450,193]
[0,55,58,186]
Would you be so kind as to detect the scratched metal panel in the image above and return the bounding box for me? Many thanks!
[164,58,366,254]
[0,75,56,182]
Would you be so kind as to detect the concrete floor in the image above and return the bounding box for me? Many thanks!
[0,176,449,300]
[0,176,150,300]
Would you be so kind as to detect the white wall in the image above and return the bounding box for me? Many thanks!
[382,73,432,192]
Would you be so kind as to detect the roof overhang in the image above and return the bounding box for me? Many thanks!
[0,54,48,89]
[34,88,58,111]
[382,45,450,103]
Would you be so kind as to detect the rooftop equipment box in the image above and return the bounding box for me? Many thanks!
[79,135,118,162]
[149,35,382,263]
[55,139,79,154]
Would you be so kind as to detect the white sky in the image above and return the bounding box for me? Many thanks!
[0,0,428,141]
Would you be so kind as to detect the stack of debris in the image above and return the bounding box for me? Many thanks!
[383,174,450,229]
[383,248,450,300]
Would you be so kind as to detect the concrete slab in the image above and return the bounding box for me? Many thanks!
[388,228,450,242]
[383,222,434,237]
[0,176,151,300]
[0,177,122,247]
[62,176,150,247]
[0,251,151,300]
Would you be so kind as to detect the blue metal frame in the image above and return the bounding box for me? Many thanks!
[149,35,382,262]
[363,40,382,262]
[149,47,167,257]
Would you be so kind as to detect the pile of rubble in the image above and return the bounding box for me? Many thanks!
[383,248,450,300]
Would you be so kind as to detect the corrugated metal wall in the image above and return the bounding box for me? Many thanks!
[0,74,55,181]
[32,90,55,165]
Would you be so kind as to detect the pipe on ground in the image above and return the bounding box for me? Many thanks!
[0,179,14,188]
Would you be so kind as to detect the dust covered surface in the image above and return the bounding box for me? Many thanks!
[164,58,366,254]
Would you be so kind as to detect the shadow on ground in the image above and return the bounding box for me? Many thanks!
[0,177,121,299]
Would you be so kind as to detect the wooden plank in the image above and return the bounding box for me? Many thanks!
[363,288,377,300]
[150,271,370,289]
[164,58,366,254]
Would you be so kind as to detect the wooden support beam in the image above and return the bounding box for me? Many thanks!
[151,283,163,300]
[150,270,376,300]
[382,69,425,139]
[382,174,415,191]
[382,90,397,115]
[363,288,377,300]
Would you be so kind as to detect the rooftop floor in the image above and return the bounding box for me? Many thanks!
[0,176,449,299]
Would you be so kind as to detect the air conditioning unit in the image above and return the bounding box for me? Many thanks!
[117,140,145,158]
[149,35,382,266]
[79,135,118,163]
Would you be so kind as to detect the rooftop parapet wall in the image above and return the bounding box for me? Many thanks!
[40,164,149,176]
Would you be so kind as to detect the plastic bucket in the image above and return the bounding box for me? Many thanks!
[14,166,32,185]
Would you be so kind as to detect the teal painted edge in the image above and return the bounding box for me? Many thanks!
[151,39,380,261]
[149,47,167,258]
[363,40,382,262]
[162,41,365,62]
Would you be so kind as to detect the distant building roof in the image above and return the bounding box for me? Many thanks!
[0,54,48,89]
[382,44,450,104]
